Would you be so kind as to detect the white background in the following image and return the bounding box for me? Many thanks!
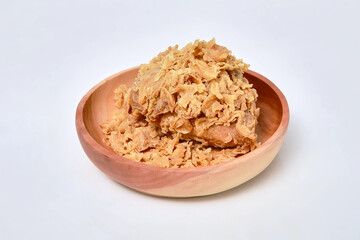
[1,0,359,239]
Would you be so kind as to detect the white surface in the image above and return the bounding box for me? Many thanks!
[1,0,359,239]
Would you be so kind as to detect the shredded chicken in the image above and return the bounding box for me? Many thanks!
[101,39,260,168]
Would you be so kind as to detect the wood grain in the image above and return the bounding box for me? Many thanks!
[76,66,289,197]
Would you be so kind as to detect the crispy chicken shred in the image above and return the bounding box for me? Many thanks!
[101,39,260,168]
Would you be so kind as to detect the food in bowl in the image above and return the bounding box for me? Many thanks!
[101,39,260,167]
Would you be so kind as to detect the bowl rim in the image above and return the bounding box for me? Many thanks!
[76,66,289,172]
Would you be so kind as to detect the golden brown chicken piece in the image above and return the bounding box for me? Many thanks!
[102,39,260,168]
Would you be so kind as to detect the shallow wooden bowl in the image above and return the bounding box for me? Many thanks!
[76,66,289,197]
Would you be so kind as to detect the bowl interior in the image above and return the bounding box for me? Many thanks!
[82,68,283,151]
[245,72,283,143]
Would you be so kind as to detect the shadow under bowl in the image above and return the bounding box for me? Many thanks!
[76,66,289,197]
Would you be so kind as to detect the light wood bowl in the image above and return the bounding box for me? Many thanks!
[76,66,289,197]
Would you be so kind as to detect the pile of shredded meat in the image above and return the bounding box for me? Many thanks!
[101,39,260,168]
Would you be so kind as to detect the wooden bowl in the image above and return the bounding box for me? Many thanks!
[76,66,289,197]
